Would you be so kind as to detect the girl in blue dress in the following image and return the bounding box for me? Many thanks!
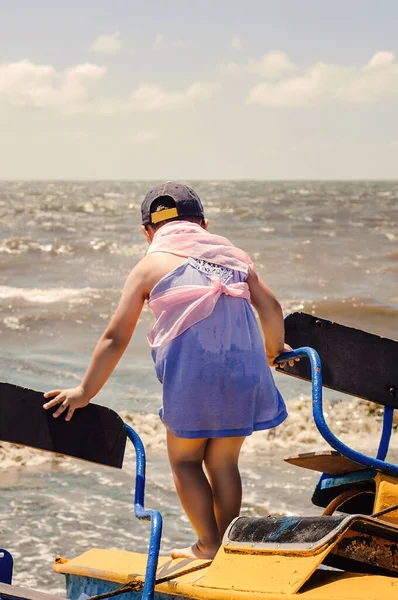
[44,182,294,560]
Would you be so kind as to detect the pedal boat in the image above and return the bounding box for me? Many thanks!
[1,312,398,600]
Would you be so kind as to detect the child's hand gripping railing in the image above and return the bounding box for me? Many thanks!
[276,347,398,477]
[124,424,163,600]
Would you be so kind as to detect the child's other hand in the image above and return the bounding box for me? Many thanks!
[43,385,89,421]
[267,344,299,368]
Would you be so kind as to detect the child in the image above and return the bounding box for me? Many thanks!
[43,182,293,560]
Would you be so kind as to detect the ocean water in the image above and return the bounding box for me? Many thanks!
[0,180,397,594]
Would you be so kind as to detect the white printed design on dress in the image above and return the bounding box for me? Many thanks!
[189,258,234,284]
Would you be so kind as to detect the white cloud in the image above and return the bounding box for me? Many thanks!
[129,82,219,110]
[217,50,295,78]
[367,51,395,68]
[216,61,241,75]
[90,32,123,55]
[231,35,242,49]
[0,60,106,109]
[0,60,218,114]
[129,131,160,143]
[247,51,398,106]
[248,51,296,78]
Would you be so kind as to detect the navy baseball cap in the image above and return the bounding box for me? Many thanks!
[141,182,204,226]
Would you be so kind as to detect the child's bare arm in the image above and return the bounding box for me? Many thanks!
[43,258,151,420]
[247,268,291,366]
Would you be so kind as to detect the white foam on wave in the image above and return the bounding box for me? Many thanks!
[0,442,59,470]
[0,286,96,304]
[0,238,73,255]
[2,395,396,470]
[3,316,25,330]
[123,396,397,454]
[88,239,146,256]
[0,236,146,257]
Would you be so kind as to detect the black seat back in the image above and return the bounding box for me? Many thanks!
[278,313,398,409]
[0,383,126,468]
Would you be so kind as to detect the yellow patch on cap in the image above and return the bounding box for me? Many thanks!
[151,207,179,224]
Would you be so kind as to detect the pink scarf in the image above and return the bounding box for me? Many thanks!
[146,222,252,348]
[147,221,253,273]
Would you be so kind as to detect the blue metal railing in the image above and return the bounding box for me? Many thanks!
[276,347,398,477]
[0,548,13,584]
[124,424,163,600]
[376,406,394,461]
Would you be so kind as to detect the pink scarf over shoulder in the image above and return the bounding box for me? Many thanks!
[147,221,253,273]
[146,222,253,348]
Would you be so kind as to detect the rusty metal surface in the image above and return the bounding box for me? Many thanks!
[328,528,398,574]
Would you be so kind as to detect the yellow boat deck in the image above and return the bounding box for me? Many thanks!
[54,548,398,600]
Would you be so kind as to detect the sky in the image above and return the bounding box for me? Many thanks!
[1,0,398,180]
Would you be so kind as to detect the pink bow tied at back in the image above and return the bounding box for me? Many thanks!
[210,276,229,295]
[147,277,251,348]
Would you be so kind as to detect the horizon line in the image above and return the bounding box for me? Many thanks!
[1,178,398,183]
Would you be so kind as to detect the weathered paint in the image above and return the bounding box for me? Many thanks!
[196,546,332,595]
[54,515,398,599]
[61,569,398,600]
[65,574,174,600]
[54,541,398,599]
[54,550,210,585]
[374,473,398,525]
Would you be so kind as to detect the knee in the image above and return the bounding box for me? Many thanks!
[203,438,245,472]
[171,457,203,477]
[204,454,238,472]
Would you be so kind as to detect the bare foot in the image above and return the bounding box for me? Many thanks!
[171,541,218,560]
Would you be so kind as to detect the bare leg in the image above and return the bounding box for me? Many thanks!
[167,430,220,559]
[204,437,245,539]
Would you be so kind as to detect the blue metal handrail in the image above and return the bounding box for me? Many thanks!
[0,548,13,584]
[124,424,163,600]
[376,406,394,461]
[276,347,398,477]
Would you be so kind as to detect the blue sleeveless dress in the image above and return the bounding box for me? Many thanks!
[150,258,287,439]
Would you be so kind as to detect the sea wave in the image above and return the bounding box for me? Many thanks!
[0,237,146,257]
[1,286,396,340]
[282,296,398,336]
[2,395,396,469]
[122,396,397,453]
[2,284,396,319]
[2,316,25,330]
[0,286,97,304]
[0,238,73,255]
